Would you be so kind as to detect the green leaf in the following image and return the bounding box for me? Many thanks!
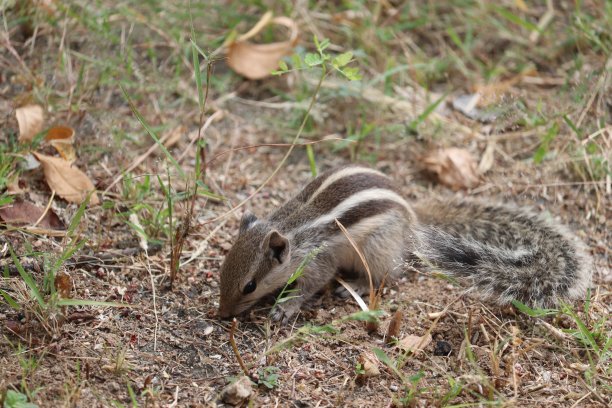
[512,300,558,317]
[332,51,353,68]
[304,53,323,67]
[493,6,540,32]
[9,247,45,308]
[4,389,38,408]
[0,289,20,310]
[339,66,362,81]
[533,123,558,164]
[278,60,288,71]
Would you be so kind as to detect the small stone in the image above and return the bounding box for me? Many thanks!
[220,376,253,405]
[433,340,452,356]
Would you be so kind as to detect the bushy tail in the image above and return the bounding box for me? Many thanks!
[411,199,592,307]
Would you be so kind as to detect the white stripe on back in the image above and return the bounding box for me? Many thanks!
[301,188,412,231]
[307,166,387,204]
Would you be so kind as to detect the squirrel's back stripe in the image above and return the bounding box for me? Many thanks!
[307,166,386,204]
[300,188,412,231]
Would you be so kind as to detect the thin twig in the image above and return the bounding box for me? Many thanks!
[229,318,249,376]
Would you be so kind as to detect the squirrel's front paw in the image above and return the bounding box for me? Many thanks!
[270,301,302,324]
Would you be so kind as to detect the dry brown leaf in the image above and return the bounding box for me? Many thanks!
[227,15,298,80]
[424,148,480,190]
[55,271,73,298]
[220,376,253,405]
[46,125,76,163]
[0,200,64,230]
[397,333,432,353]
[16,104,44,142]
[357,352,380,380]
[33,152,99,205]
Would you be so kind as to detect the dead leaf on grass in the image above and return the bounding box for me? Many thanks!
[16,104,44,142]
[227,13,299,80]
[356,352,380,382]
[46,125,76,163]
[424,148,480,190]
[397,333,432,353]
[33,152,99,205]
[55,271,73,298]
[0,200,64,230]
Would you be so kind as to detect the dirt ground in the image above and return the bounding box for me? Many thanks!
[1,1,611,407]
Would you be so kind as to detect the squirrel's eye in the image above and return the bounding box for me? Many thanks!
[243,280,257,294]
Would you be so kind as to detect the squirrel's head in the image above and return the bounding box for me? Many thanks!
[218,211,293,319]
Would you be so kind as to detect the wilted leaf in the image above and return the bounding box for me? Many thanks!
[356,351,380,382]
[397,333,432,353]
[33,152,99,205]
[16,104,44,142]
[227,16,298,80]
[0,200,64,229]
[46,125,76,163]
[55,271,73,298]
[424,148,480,190]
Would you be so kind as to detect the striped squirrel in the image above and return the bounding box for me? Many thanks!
[217,165,592,322]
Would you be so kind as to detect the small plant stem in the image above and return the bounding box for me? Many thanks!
[229,318,249,376]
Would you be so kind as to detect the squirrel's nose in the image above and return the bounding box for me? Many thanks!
[217,305,233,320]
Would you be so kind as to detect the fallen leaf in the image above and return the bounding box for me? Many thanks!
[54,271,73,298]
[33,152,99,205]
[423,148,480,190]
[220,376,253,405]
[20,153,41,170]
[397,333,432,353]
[357,352,380,383]
[0,200,64,230]
[46,125,76,163]
[16,104,44,142]
[227,15,298,80]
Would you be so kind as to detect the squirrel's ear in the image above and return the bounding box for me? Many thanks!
[262,230,289,264]
[239,211,258,234]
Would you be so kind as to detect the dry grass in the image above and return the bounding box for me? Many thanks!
[1,1,610,407]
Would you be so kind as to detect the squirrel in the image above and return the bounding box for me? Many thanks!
[217,164,593,322]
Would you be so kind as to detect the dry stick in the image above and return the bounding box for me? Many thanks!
[229,318,249,376]
[200,70,328,227]
[32,190,55,228]
[179,218,227,267]
[144,248,159,352]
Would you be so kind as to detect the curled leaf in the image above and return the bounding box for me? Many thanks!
[33,152,99,205]
[46,125,76,163]
[424,148,480,190]
[16,104,44,142]
[227,15,299,80]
